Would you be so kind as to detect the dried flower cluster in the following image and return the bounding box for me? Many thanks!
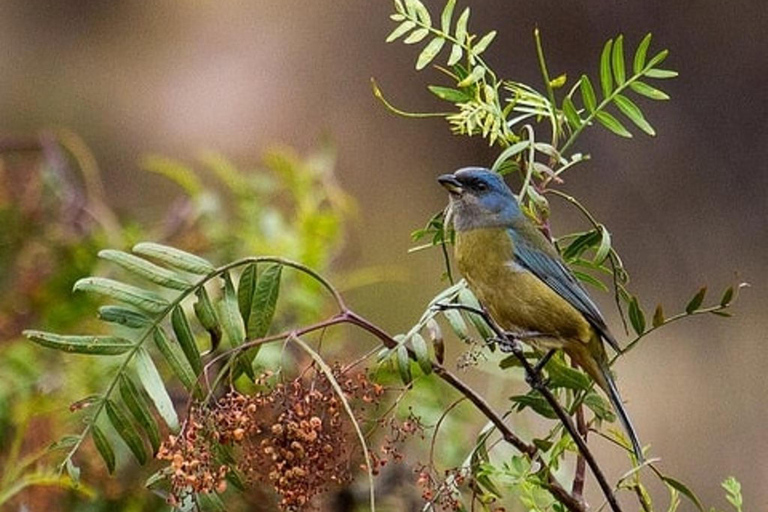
[370,408,426,474]
[415,465,468,511]
[158,367,386,509]
[156,408,229,506]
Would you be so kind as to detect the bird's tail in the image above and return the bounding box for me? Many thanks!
[595,357,645,463]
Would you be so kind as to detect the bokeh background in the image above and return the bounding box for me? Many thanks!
[1,0,766,509]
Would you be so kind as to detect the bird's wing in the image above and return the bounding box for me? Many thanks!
[508,227,620,351]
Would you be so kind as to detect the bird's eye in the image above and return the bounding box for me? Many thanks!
[475,182,488,192]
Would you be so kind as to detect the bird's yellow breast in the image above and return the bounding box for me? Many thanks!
[455,228,592,345]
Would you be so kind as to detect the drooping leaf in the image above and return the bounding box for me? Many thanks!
[118,374,161,453]
[219,272,246,347]
[91,425,115,474]
[511,391,557,419]
[599,38,614,98]
[614,94,655,136]
[132,242,215,275]
[97,305,151,329]
[247,264,283,340]
[171,305,203,377]
[584,391,616,422]
[135,347,179,431]
[720,286,734,307]
[562,96,581,129]
[193,287,222,352]
[411,333,432,375]
[73,277,169,314]
[24,331,134,355]
[105,399,147,464]
[561,229,601,261]
[661,475,705,512]
[628,296,646,335]
[416,37,445,70]
[65,458,81,484]
[629,80,670,100]
[611,35,626,84]
[547,359,591,391]
[426,318,444,364]
[595,111,633,138]
[98,250,191,291]
[237,263,257,326]
[395,343,412,385]
[447,43,463,66]
[594,225,612,264]
[153,327,198,394]
[579,75,597,112]
[645,49,669,69]
[573,271,609,292]
[633,33,653,74]
[457,288,493,341]
[442,308,470,342]
[685,287,707,314]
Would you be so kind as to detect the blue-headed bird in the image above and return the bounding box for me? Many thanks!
[438,167,643,461]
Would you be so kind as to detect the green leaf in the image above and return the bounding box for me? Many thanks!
[153,327,198,393]
[579,75,597,112]
[720,286,734,307]
[633,33,652,74]
[685,287,707,314]
[135,347,179,431]
[73,277,169,314]
[91,425,115,474]
[562,96,581,129]
[547,360,591,391]
[652,304,665,328]
[118,374,161,454]
[454,7,470,44]
[562,230,601,261]
[644,68,678,79]
[132,242,215,275]
[416,37,446,70]
[24,331,134,355]
[65,458,81,484]
[473,30,496,56]
[584,391,616,422]
[612,35,626,85]
[411,333,432,375]
[614,94,656,135]
[440,0,455,33]
[628,296,646,335]
[98,305,150,329]
[595,111,633,138]
[247,264,282,340]
[193,287,221,352]
[600,38,614,97]
[98,250,191,291]
[386,20,416,43]
[411,0,431,26]
[594,225,612,264]
[511,392,557,419]
[395,344,412,385]
[219,272,246,347]
[491,140,531,172]
[629,80,670,100]
[105,399,147,465]
[237,263,257,327]
[443,308,470,342]
[457,288,493,340]
[447,43,463,66]
[573,271,608,292]
[404,27,429,44]
[428,85,470,102]
[661,475,705,512]
[457,65,485,87]
[171,306,203,377]
[646,49,669,69]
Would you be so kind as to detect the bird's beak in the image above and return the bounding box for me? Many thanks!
[438,174,463,196]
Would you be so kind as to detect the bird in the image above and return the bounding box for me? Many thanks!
[438,166,644,461]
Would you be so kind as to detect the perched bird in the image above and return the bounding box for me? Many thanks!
[438,167,643,461]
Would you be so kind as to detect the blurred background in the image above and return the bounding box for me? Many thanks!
[1,0,766,510]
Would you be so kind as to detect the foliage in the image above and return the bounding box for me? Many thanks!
[9,1,750,511]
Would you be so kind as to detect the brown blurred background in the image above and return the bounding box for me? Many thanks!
[1,0,766,508]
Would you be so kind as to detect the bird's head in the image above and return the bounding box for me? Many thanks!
[438,167,521,231]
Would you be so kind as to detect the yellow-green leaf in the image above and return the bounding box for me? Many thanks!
[132,242,215,275]
[595,111,633,138]
[98,249,190,291]
[24,331,134,355]
[416,37,445,70]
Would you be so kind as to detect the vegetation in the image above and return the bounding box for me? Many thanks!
[2,1,747,511]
